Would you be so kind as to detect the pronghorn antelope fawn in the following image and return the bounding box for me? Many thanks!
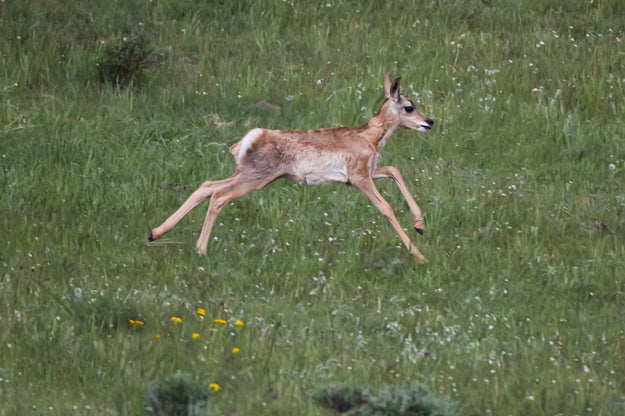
[149,73,434,263]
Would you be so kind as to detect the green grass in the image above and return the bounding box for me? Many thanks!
[1,0,624,414]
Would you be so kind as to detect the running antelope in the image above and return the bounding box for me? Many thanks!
[149,73,434,263]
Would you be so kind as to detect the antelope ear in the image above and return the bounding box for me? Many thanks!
[384,72,393,98]
[389,77,401,101]
[384,73,401,101]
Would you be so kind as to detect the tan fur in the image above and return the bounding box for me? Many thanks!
[150,73,434,263]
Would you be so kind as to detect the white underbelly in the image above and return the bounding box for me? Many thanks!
[288,151,349,185]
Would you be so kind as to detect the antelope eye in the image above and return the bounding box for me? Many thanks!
[404,106,414,113]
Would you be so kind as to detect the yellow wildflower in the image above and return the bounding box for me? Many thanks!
[154,334,161,339]
[197,308,206,316]
[232,347,240,354]
[234,320,244,327]
[214,319,227,325]
[171,316,182,324]
[192,333,200,339]
[129,319,144,328]
[209,383,220,391]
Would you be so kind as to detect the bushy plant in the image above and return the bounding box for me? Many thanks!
[144,372,209,416]
[97,26,163,87]
[364,382,458,416]
[313,382,457,416]
[312,383,368,413]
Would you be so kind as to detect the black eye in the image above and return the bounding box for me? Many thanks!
[404,106,414,113]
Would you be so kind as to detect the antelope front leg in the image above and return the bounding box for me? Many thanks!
[353,177,428,264]
[373,166,425,234]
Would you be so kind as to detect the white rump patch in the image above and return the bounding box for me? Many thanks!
[236,128,264,161]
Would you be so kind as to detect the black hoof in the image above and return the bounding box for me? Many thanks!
[415,227,424,235]
[148,232,154,242]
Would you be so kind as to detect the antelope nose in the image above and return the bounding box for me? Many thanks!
[426,118,434,125]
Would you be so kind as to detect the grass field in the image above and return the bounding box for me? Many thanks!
[1,0,624,414]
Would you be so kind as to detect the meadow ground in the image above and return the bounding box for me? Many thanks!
[1,0,624,414]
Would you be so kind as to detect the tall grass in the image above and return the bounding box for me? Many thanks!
[1,0,624,414]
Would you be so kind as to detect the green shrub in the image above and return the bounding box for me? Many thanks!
[97,26,163,88]
[312,383,367,413]
[144,372,209,416]
[364,382,457,416]
[312,381,457,416]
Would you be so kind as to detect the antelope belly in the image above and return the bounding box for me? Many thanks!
[291,152,348,185]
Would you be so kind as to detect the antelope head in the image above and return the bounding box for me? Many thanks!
[384,72,434,133]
